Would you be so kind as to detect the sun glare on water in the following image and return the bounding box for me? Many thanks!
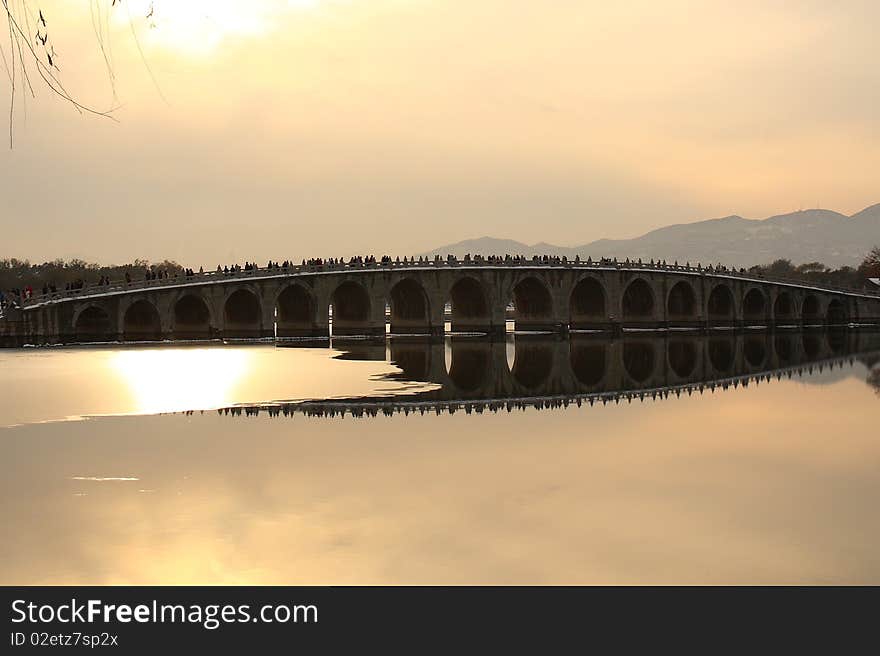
[118,0,321,55]
[110,349,250,415]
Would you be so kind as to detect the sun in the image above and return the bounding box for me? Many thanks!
[116,0,321,56]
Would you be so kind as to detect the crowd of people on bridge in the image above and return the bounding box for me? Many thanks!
[0,288,26,311]
[145,269,171,281]
[1,251,810,307]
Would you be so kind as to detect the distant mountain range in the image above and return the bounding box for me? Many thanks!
[421,204,880,268]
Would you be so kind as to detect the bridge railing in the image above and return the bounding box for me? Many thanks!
[16,255,880,308]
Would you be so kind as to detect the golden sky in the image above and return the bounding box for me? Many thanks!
[1,1,878,265]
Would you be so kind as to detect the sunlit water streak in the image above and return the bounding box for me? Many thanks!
[0,343,436,427]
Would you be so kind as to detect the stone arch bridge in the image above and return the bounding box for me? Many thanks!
[12,259,880,344]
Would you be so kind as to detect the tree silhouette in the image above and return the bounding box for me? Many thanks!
[0,1,156,146]
[861,247,880,280]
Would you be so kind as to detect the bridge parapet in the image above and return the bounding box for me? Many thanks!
[7,257,880,345]
[18,256,880,310]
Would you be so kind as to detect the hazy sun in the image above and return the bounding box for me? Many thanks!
[118,0,321,55]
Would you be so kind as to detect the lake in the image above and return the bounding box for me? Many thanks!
[2,330,879,584]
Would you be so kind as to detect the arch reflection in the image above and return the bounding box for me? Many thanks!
[623,342,655,383]
[668,340,697,378]
[570,338,607,387]
[209,329,880,419]
[510,335,554,390]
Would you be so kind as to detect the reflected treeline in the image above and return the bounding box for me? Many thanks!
[864,353,880,397]
[192,330,880,419]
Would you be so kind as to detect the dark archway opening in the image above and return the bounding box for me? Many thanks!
[707,284,734,321]
[802,295,821,323]
[668,339,697,378]
[622,279,654,320]
[389,279,430,334]
[225,290,261,324]
[74,306,113,343]
[448,277,489,333]
[774,292,795,322]
[224,289,263,338]
[510,277,554,331]
[123,300,161,341]
[570,340,606,387]
[667,281,697,319]
[743,288,766,323]
[826,299,847,325]
[331,281,371,336]
[174,294,211,339]
[623,341,655,383]
[569,278,606,329]
[277,284,317,337]
[708,338,734,373]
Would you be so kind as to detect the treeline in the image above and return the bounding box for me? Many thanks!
[0,258,184,292]
[747,247,880,289]
[2,247,879,293]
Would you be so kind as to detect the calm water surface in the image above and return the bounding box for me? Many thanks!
[2,333,879,584]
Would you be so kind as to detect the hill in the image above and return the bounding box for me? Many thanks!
[421,205,880,268]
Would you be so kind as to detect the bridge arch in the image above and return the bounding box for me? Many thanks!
[826,299,847,325]
[569,339,606,387]
[742,288,768,324]
[73,305,114,343]
[773,291,796,323]
[173,294,213,339]
[668,339,698,378]
[388,278,431,334]
[224,288,263,338]
[707,283,735,322]
[331,280,372,336]
[666,281,697,320]
[622,278,655,321]
[622,341,656,383]
[509,276,554,331]
[276,284,317,337]
[569,277,607,329]
[447,277,490,333]
[122,299,161,341]
[801,294,821,323]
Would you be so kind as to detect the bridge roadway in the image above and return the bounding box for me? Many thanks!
[6,257,880,345]
[204,330,880,419]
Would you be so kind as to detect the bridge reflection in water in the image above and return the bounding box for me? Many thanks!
[205,330,880,419]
